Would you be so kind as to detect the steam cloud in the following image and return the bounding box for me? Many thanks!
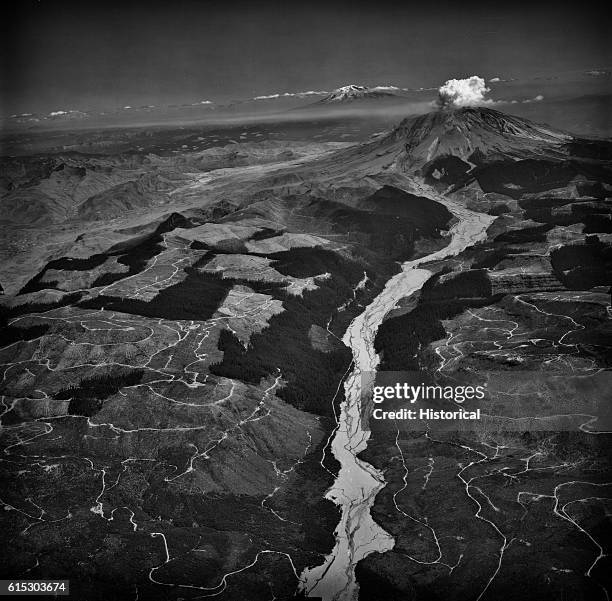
[436,76,493,108]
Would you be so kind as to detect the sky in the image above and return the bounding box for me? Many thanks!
[1,0,609,116]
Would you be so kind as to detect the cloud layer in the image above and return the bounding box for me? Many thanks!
[252,90,328,101]
[436,76,492,108]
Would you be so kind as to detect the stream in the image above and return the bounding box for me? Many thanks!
[300,200,494,601]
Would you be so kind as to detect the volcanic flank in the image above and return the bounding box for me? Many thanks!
[307,107,572,182]
[390,107,572,170]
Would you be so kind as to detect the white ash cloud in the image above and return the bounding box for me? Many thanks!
[436,76,493,108]
[435,76,545,108]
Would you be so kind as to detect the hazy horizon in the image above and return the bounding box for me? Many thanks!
[2,0,609,118]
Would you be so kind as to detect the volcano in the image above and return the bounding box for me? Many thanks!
[319,106,581,182]
[391,107,572,169]
[367,106,611,199]
[299,105,611,206]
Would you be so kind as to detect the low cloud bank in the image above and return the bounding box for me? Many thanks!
[253,90,328,101]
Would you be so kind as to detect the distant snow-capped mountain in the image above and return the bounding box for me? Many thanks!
[319,85,402,103]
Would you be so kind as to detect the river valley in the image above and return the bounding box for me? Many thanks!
[301,199,495,601]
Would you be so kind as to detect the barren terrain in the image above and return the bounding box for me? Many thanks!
[1,108,611,600]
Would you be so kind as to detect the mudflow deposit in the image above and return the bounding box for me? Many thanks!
[1,107,611,600]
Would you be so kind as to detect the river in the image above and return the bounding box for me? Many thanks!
[300,199,494,601]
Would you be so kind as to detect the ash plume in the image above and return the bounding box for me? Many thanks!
[436,76,493,108]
